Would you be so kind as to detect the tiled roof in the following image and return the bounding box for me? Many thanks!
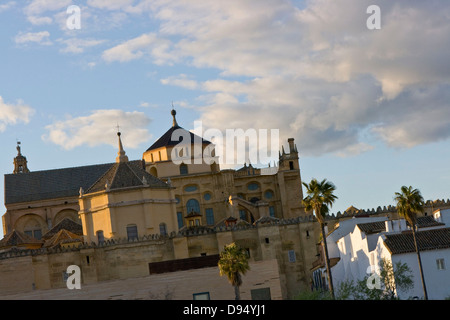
[357,216,444,235]
[4,162,113,204]
[43,229,83,248]
[254,216,280,225]
[86,160,169,193]
[0,229,43,248]
[146,125,211,151]
[42,218,83,240]
[357,221,387,234]
[416,216,445,228]
[383,227,450,255]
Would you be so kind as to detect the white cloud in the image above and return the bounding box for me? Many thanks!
[149,0,450,156]
[42,109,152,150]
[102,33,173,64]
[57,38,106,54]
[102,33,153,62]
[138,101,158,108]
[59,0,450,156]
[160,74,199,90]
[24,0,72,16]
[87,0,136,12]
[0,1,16,13]
[27,15,53,25]
[0,96,34,132]
[15,31,52,45]
[24,0,72,25]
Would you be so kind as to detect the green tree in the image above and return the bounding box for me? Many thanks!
[344,259,414,300]
[297,259,413,300]
[302,178,338,299]
[218,242,250,300]
[394,185,428,300]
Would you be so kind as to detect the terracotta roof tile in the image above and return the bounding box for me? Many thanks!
[416,216,445,228]
[42,218,83,240]
[383,227,450,255]
[357,221,386,234]
[43,229,83,248]
[0,229,43,248]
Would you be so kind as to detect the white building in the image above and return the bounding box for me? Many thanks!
[319,209,450,299]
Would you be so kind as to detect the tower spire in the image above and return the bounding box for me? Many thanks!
[13,141,30,174]
[115,130,129,163]
[171,102,178,127]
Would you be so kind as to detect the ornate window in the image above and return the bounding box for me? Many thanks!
[186,199,200,214]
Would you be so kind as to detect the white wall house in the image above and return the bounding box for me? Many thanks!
[311,216,388,291]
[322,210,450,299]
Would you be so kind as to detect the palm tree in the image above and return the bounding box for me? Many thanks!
[218,242,250,300]
[302,178,338,299]
[394,185,428,300]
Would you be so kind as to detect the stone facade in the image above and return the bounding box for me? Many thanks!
[0,217,319,299]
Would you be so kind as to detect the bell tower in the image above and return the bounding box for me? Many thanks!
[13,141,30,174]
[277,138,304,218]
[278,138,299,171]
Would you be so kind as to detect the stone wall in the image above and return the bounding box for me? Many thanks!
[0,259,282,300]
[0,217,319,299]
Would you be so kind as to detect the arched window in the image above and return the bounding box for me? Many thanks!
[180,164,188,175]
[24,218,42,240]
[150,166,158,177]
[186,199,200,214]
[264,190,274,199]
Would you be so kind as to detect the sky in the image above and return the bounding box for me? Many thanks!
[1,0,450,238]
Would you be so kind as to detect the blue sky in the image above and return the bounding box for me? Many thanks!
[1,0,450,238]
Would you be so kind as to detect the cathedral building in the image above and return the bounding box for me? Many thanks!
[0,110,319,299]
[3,109,305,243]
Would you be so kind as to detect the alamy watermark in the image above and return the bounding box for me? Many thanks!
[66,265,81,289]
[366,264,381,290]
[367,5,381,30]
[66,5,81,30]
[169,121,280,174]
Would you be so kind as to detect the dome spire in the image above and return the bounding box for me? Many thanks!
[171,102,178,127]
[115,126,129,163]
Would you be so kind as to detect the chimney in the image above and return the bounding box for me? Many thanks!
[399,219,407,231]
[385,220,393,233]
